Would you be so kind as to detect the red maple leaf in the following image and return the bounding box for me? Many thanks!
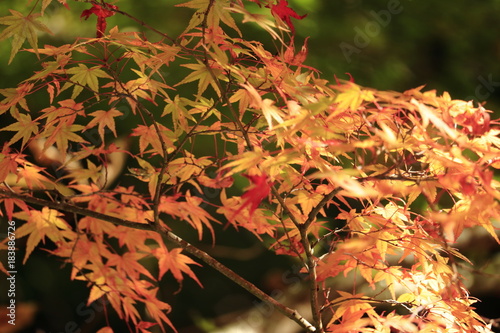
[80,3,118,38]
[269,0,307,34]
[231,173,271,221]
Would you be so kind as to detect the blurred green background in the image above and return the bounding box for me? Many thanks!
[1,0,500,332]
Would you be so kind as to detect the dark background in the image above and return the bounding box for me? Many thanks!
[1,0,499,332]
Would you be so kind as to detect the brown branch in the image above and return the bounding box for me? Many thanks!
[165,229,317,332]
[304,187,342,230]
[0,188,316,332]
[299,227,323,333]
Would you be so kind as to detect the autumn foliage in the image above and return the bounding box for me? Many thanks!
[0,0,499,332]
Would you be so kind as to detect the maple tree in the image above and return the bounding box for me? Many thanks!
[1,0,499,332]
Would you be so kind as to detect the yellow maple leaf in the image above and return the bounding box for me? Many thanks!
[0,113,39,148]
[0,10,52,64]
[223,150,265,177]
[176,60,222,98]
[241,83,285,129]
[41,124,87,160]
[16,163,53,190]
[0,82,33,115]
[333,83,375,114]
[61,64,112,100]
[162,95,193,133]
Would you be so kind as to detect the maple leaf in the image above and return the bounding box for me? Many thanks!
[136,322,158,333]
[60,159,102,185]
[176,0,241,36]
[0,113,39,149]
[0,82,33,115]
[153,246,202,287]
[85,108,123,139]
[293,189,324,216]
[15,162,53,190]
[15,207,70,264]
[228,3,283,41]
[240,83,285,129]
[269,0,306,34]
[0,197,29,221]
[106,252,155,281]
[40,123,87,161]
[112,226,156,253]
[175,60,223,98]
[283,36,309,67]
[0,10,52,63]
[230,173,271,222]
[159,191,218,240]
[62,63,112,99]
[0,147,20,184]
[131,124,175,156]
[80,3,118,38]
[329,82,374,119]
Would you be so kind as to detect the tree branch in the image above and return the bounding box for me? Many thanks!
[300,226,323,333]
[0,188,316,332]
[304,187,342,230]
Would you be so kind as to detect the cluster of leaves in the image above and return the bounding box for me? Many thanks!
[1,0,499,332]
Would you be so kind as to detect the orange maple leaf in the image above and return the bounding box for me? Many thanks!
[154,246,202,287]
[15,207,70,264]
[85,108,123,139]
[131,124,174,156]
[0,146,20,184]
